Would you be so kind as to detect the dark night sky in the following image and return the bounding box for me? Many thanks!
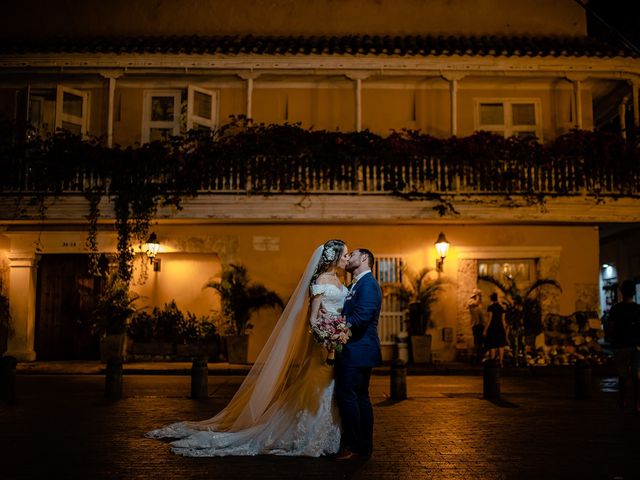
[582,0,640,51]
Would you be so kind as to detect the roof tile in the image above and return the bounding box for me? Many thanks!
[0,34,635,58]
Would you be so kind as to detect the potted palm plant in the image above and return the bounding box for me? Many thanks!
[205,264,283,364]
[90,273,139,362]
[383,267,446,364]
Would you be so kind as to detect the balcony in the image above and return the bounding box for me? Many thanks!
[1,127,640,223]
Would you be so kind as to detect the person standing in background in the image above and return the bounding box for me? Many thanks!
[468,289,486,364]
[608,279,640,412]
[484,292,508,367]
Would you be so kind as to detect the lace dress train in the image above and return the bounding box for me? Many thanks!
[147,346,340,457]
[146,280,347,457]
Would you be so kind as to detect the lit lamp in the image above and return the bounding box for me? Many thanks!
[144,232,161,272]
[435,232,450,273]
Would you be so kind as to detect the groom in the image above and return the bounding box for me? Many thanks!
[335,248,382,461]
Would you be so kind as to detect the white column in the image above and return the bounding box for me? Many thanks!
[5,252,39,361]
[573,79,583,129]
[239,72,260,121]
[565,74,588,130]
[631,79,640,128]
[441,72,465,137]
[246,76,254,120]
[355,78,362,132]
[107,76,117,148]
[619,96,629,139]
[347,73,369,132]
[450,78,459,136]
[101,71,122,148]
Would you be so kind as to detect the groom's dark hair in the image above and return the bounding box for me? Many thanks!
[356,248,375,269]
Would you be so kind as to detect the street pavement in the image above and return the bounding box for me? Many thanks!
[0,372,638,480]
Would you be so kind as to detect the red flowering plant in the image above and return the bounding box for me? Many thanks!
[310,311,351,364]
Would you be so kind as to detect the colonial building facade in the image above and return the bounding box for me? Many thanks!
[1,0,639,362]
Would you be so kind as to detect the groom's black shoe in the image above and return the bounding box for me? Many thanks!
[334,449,359,461]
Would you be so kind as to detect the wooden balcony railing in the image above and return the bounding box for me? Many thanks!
[2,128,640,198]
[5,154,638,197]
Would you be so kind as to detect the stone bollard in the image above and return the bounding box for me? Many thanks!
[574,359,592,399]
[104,358,123,400]
[483,358,500,400]
[390,359,407,401]
[396,334,409,364]
[191,357,209,399]
[1,356,17,404]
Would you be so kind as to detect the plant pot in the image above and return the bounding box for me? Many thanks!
[410,334,432,364]
[408,302,428,336]
[100,334,128,363]
[225,335,249,364]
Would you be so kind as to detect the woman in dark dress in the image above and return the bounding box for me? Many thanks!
[484,292,508,366]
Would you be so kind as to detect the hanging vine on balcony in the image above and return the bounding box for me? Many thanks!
[85,189,102,276]
[2,117,640,282]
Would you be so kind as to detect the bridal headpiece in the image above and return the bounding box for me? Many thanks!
[324,248,336,262]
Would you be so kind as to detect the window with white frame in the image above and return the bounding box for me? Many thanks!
[187,85,218,132]
[26,86,89,137]
[55,86,89,136]
[142,90,182,143]
[374,255,406,344]
[476,100,541,140]
[143,87,218,143]
[28,89,55,134]
[478,258,536,284]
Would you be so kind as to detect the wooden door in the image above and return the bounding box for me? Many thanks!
[35,255,102,360]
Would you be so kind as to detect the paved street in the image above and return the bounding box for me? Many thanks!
[1,373,639,480]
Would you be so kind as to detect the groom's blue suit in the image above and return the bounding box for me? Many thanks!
[336,271,382,456]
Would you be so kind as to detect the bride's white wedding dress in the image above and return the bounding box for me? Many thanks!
[146,247,347,457]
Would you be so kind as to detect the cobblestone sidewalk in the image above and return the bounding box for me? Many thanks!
[0,374,638,480]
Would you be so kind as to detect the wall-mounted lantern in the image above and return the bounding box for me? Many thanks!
[144,232,161,272]
[435,232,450,273]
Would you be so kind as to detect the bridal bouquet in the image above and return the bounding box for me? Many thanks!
[311,312,351,364]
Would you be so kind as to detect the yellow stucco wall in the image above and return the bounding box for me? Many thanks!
[0,222,600,361]
[113,88,144,146]
[219,88,245,125]
[130,253,221,319]
[1,0,587,38]
[76,223,602,360]
[0,81,597,142]
[87,86,105,139]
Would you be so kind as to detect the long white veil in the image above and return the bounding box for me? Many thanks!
[148,245,324,436]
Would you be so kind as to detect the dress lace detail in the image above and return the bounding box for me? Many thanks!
[146,277,347,458]
[310,283,348,317]
[147,362,341,457]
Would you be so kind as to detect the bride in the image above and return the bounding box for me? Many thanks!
[146,239,350,457]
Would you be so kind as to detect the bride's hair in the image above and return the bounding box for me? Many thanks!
[310,239,346,287]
